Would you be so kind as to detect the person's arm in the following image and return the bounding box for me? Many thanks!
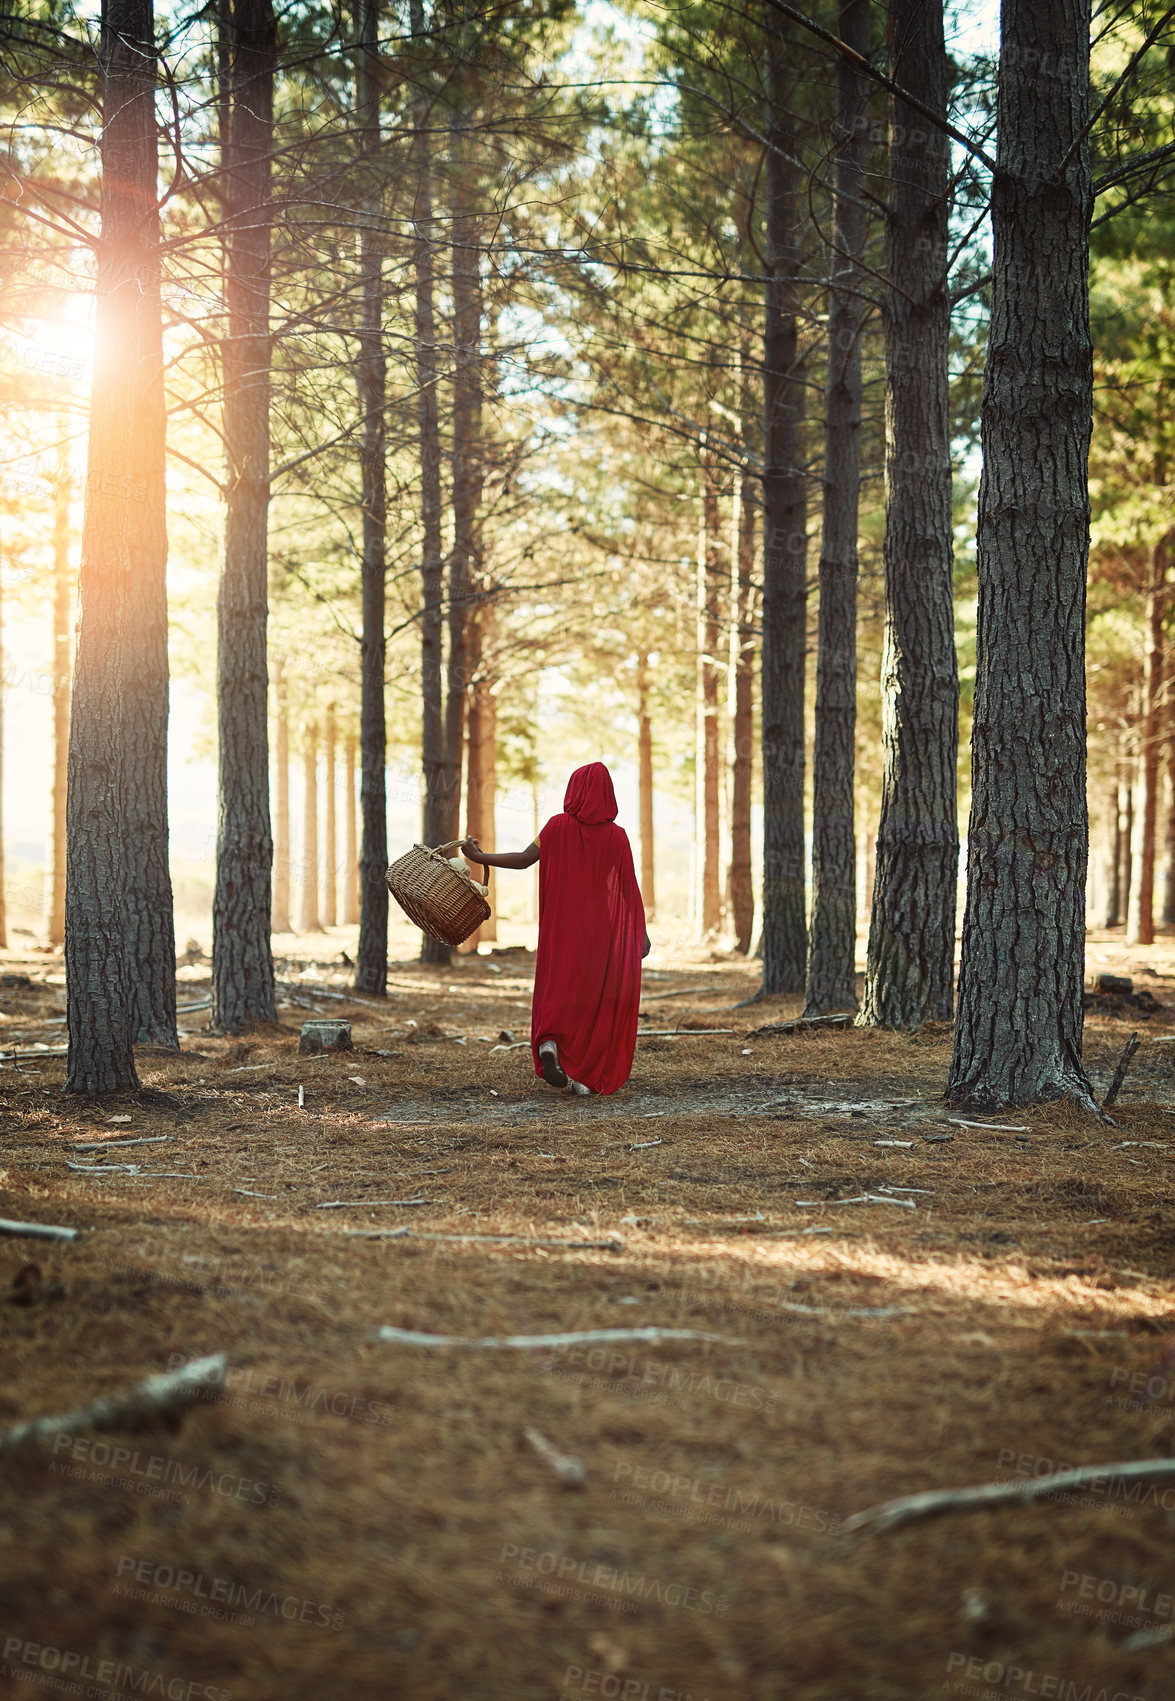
[456,837,539,872]
[642,930,651,958]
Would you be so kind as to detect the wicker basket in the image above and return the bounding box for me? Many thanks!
[385,840,492,947]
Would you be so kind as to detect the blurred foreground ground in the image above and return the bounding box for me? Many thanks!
[1,928,1174,1699]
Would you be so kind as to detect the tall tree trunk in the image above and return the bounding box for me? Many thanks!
[412,0,448,964]
[343,733,359,925]
[463,610,497,947]
[638,652,656,918]
[66,0,164,1091]
[323,701,337,928]
[443,123,483,844]
[1163,705,1175,925]
[859,0,958,1030]
[211,0,276,1032]
[0,573,6,950]
[1102,778,1121,927]
[949,0,1095,1108]
[301,723,320,933]
[354,0,388,994]
[48,431,72,948]
[1121,768,1134,924]
[729,367,756,955]
[805,0,869,1017]
[697,453,722,938]
[1127,539,1167,945]
[272,662,291,933]
[760,8,808,993]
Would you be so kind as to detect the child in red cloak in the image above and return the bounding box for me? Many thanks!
[459,761,649,1095]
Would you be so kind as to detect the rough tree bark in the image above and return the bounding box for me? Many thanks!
[638,653,656,918]
[1126,538,1168,944]
[66,0,164,1091]
[301,723,320,934]
[47,431,72,948]
[412,0,448,965]
[760,7,808,992]
[948,0,1096,1108]
[805,0,869,1017]
[354,0,388,994]
[323,701,337,928]
[211,0,277,1032]
[697,450,723,938]
[859,0,958,1031]
[272,661,291,933]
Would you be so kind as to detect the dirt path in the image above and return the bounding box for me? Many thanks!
[3,943,1175,1700]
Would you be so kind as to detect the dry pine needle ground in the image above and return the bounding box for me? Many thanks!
[1,933,1174,1700]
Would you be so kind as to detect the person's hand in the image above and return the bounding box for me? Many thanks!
[460,837,483,862]
[642,931,651,959]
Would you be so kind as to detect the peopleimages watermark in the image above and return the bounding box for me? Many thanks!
[544,1342,775,1416]
[113,1556,344,1631]
[1106,1362,1175,1412]
[944,1653,1145,1701]
[1057,1569,1174,1632]
[164,1352,394,1428]
[995,1449,1175,1517]
[1,1636,230,1700]
[48,1433,279,1508]
[609,1462,839,1536]
[560,1666,721,1700]
[497,1545,727,1618]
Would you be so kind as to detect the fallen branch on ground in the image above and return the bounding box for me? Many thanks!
[795,1194,916,1210]
[946,1119,1030,1133]
[845,1457,1175,1535]
[640,986,713,1001]
[373,1326,743,1349]
[0,1217,84,1242]
[751,1013,852,1036]
[341,1229,625,1250]
[65,1161,141,1174]
[637,1029,736,1037]
[0,1353,226,1455]
[1103,1032,1141,1109]
[70,1136,171,1151]
[316,1197,432,1210]
[524,1427,587,1488]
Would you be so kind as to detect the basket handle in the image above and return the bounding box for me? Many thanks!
[433,840,465,857]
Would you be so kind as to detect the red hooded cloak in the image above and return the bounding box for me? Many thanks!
[530,762,646,1095]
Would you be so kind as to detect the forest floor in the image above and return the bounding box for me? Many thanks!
[2,927,1175,1701]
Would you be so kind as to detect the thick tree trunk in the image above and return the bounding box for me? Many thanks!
[272,664,290,933]
[343,734,359,925]
[1126,539,1167,945]
[354,0,388,994]
[66,0,165,1091]
[638,653,656,918]
[48,433,72,948]
[949,0,1095,1109]
[760,8,808,993]
[211,0,276,1032]
[412,0,448,965]
[443,127,483,846]
[805,0,869,1017]
[323,702,337,928]
[697,455,723,938]
[859,0,958,1031]
[729,378,756,954]
[301,724,320,933]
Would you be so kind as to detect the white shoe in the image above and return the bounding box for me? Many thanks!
[568,1079,591,1096]
[538,1041,568,1089]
